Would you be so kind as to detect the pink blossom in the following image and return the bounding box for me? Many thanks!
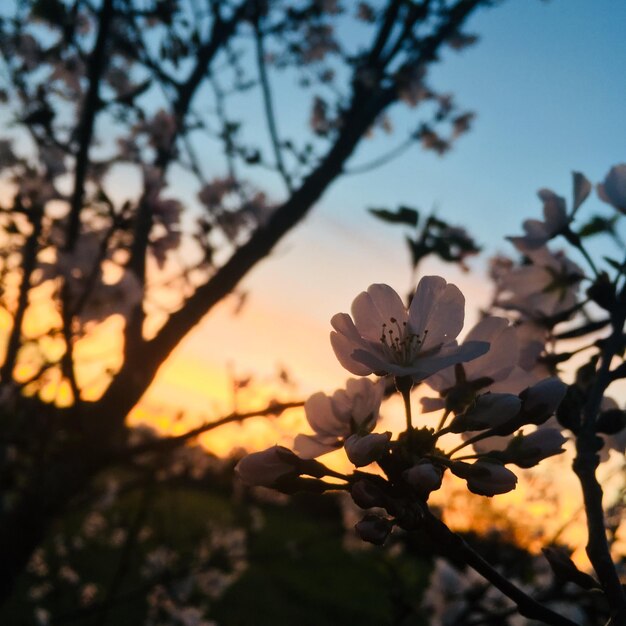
[234,446,299,487]
[496,247,584,319]
[597,164,626,213]
[508,189,569,251]
[330,277,488,380]
[294,378,384,459]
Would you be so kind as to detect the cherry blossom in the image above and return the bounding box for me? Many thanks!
[508,189,569,251]
[330,277,488,380]
[496,246,584,319]
[294,378,385,459]
[422,316,519,412]
[597,164,626,213]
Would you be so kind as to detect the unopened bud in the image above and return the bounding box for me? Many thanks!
[344,432,391,467]
[355,514,393,545]
[596,409,626,435]
[451,460,518,497]
[500,429,567,468]
[521,378,567,424]
[449,393,521,433]
[403,462,443,497]
[586,273,616,311]
[351,479,388,509]
[235,446,300,487]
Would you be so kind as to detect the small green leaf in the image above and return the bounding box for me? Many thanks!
[368,206,419,227]
[577,214,618,238]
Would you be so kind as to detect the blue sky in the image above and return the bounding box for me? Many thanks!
[323,0,626,249]
[136,0,626,449]
[178,0,626,390]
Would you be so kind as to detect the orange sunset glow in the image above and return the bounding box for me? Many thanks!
[2,1,625,622]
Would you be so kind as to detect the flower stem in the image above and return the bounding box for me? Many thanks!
[395,375,414,431]
[436,409,451,432]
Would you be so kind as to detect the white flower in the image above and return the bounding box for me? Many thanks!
[597,164,626,213]
[424,316,519,404]
[294,378,385,459]
[330,277,488,380]
[496,247,584,319]
[508,189,569,251]
[344,432,391,467]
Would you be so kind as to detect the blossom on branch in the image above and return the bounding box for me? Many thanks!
[597,164,626,213]
[294,378,385,459]
[507,189,569,250]
[495,247,584,320]
[330,277,488,380]
[422,316,519,413]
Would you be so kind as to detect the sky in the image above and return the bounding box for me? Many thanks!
[0,0,623,563]
[141,0,626,448]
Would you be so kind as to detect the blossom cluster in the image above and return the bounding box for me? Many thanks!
[236,274,567,545]
[237,165,626,549]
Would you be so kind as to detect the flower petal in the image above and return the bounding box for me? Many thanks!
[409,276,465,348]
[412,340,489,382]
[304,391,345,437]
[294,433,340,459]
[351,284,408,342]
[330,313,373,376]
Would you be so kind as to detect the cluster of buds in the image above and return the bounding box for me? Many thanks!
[237,277,569,545]
[236,164,626,548]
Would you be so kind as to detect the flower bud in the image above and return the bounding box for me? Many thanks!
[449,393,521,433]
[451,460,518,497]
[587,273,616,311]
[344,432,391,467]
[235,445,299,487]
[351,479,388,509]
[501,428,567,468]
[520,378,567,424]
[355,514,393,545]
[403,462,443,497]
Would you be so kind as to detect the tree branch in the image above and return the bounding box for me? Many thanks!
[573,304,626,621]
[421,508,579,626]
[95,0,488,429]
[118,400,303,461]
[253,9,293,193]
[66,0,115,252]
[0,203,43,384]
[123,0,253,353]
